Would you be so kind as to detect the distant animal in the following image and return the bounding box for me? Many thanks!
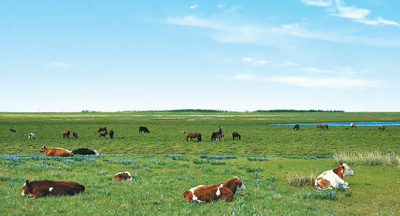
[378,125,386,131]
[72,148,99,155]
[139,126,150,133]
[62,130,70,139]
[183,177,245,202]
[109,130,114,138]
[39,145,73,157]
[351,123,356,128]
[368,129,373,131]
[97,126,107,133]
[345,128,349,130]
[99,132,108,138]
[315,163,354,190]
[317,124,328,130]
[323,124,329,130]
[211,132,223,141]
[113,171,132,181]
[28,133,36,140]
[22,180,85,198]
[186,132,202,142]
[10,128,16,134]
[232,132,241,140]
[293,124,300,130]
[72,132,78,139]
[180,131,186,134]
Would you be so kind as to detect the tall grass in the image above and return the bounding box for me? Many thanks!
[334,151,400,166]
[287,170,319,187]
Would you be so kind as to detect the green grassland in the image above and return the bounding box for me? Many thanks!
[1,111,399,215]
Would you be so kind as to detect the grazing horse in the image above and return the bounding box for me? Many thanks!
[232,132,241,140]
[293,124,300,130]
[351,123,356,129]
[72,132,78,139]
[186,132,202,142]
[10,129,16,134]
[62,130,70,139]
[139,126,150,133]
[109,130,114,139]
[97,126,107,133]
[323,124,329,130]
[211,132,223,141]
[378,125,386,131]
[99,132,108,139]
[317,124,324,129]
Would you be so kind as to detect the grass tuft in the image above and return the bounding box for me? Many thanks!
[334,151,400,166]
[287,171,318,187]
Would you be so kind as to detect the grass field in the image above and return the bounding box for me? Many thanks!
[1,111,399,215]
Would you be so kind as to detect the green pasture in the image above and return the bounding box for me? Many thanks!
[1,111,400,215]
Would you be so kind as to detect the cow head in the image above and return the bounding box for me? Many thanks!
[22,180,31,196]
[228,177,246,194]
[341,163,354,178]
[39,145,47,152]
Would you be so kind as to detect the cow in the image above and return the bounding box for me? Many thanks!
[28,133,36,140]
[62,130,70,139]
[39,145,73,157]
[351,123,356,129]
[113,171,132,181]
[72,132,78,139]
[10,129,16,134]
[72,148,99,156]
[293,124,300,130]
[378,125,386,131]
[99,132,108,139]
[22,180,85,198]
[186,132,202,142]
[179,131,186,134]
[97,126,107,133]
[211,132,223,141]
[109,130,114,139]
[139,126,150,133]
[232,132,241,140]
[183,177,245,202]
[315,163,354,190]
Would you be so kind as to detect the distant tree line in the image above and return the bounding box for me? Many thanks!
[119,109,345,113]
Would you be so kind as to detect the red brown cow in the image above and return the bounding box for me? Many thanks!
[62,130,70,139]
[22,180,85,198]
[186,132,202,142]
[39,145,73,157]
[97,126,107,133]
[113,171,132,181]
[183,177,246,202]
[378,125,386,131]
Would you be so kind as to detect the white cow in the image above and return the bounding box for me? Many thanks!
[28,133,36,140]
[315,163,354,190]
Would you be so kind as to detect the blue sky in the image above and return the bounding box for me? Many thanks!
[1,0,399,112]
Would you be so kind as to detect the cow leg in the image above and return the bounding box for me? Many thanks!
[219,188,234,201]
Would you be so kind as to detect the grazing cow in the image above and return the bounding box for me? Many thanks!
[351,123,356,129]
[28,133,36,140]
[22,180,85,198]
[378,125,386,131]
[293,124,300,130]
[139,126,150,133]
[97,126,107,133]
[72,148,99,156]
[39,145,73,157]
[99,132,108,139]
[180,131,186,134]
[232,132,241,140]
[183,177,245,202]
[186,132,202,142]
[109,130,114,139]
[211,132,224,141]
[10,129,16,134]
[62,130,70,139]
[72,132,78,139]
[315,163,354,190]
[113,171,132,181]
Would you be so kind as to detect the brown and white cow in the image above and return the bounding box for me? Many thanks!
[22,180,85,198]
[113,171,132,181]
[39,145,74,157]
[315,163,354,190]
[183,177,245,202]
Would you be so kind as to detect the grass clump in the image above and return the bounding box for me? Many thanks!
[334,151,400,166]
[287,171,318,187]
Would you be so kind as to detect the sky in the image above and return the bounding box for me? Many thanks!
[1,0,400,112]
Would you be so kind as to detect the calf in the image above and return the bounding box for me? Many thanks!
[28,133,36,140]
[22,180,85,198]
[315,163,354,190]
[39,145,74,157]
[139,126,150,133]
[113,171,132,181]
[232,132,241,140]
[183,177,245,202]
[72,148,99,155]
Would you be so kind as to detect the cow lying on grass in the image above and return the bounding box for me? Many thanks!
[113,171,132,181]
[315,163,354,190]
[72,148,99,156]
[39,145,73,157]
[22,180,85,198]
[183,177,245,202]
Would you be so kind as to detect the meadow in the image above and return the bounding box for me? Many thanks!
[1,111,399,215]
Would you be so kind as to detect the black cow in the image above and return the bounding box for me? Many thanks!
[139,127,150,133]
[109,130,114,139]
[293,124,300,130]
[72,148,99,155]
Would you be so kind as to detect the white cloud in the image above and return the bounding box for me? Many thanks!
[301,0,332,7]
[241,57,269,66]
[189,4,198,9]
[232,74,257,81]
[301,67,332,74]
[51,62,72,68]
[217,4,226,9]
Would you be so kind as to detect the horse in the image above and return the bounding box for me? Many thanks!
[186,132,202,142]
[351,123,356,129]
[99,132,108,139]
[378,125,386,131]
[317,124,325,129]
[139,126,150,133]
[97,126,107,133]
[72,132,78,139]
[109,130,114,139]
[10,129,16,134]
[211,132,223,141]
[293,124,300,130]
[323,124,329,130]
[62,130,70,139]
[232,132,241,140]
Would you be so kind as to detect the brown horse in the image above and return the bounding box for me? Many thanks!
[97,126,107,133]
[186,132,202,142]
[378,125,386,131]
[211,132,223,141]
[351,123,356,128]
[99,132,108,138]
[317,124,324,129]
[62,130,70,138]
[323,124,329,130]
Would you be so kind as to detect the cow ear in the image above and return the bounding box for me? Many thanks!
[25,180,30,185]
[336,164,341,168]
